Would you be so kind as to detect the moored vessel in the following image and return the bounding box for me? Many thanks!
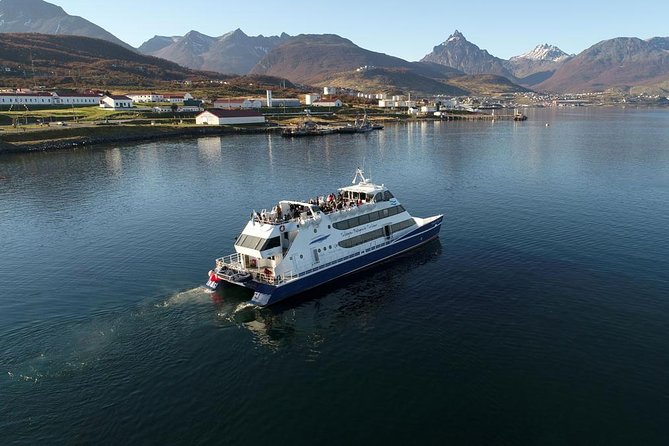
[204,168,443,306]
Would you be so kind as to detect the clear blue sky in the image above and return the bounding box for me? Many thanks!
[51,0,669,60]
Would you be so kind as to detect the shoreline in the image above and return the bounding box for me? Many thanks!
[0,124,281,155]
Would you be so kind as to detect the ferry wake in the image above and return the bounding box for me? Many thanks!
[204,168,443,306]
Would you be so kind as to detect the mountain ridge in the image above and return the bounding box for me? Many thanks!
[0,0,133,50]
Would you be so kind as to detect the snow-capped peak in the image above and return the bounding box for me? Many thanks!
[444,30,465,45]
[511,43,570,62]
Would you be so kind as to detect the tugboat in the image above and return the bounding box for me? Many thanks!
[281,120,333,137]
[204,168,443,306]
[513,109,528,121]
[354,113,374,133]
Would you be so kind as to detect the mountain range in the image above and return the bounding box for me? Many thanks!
[138,29,290,75]
[1,0,669,95]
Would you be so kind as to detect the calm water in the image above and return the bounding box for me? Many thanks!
[1,108,668,444]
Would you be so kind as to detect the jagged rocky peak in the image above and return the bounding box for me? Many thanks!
[229,28,247,38]
[512,43,570,62]
[184,29,212,40]
[444,30,466,44]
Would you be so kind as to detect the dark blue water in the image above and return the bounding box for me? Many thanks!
[1,108,668,444]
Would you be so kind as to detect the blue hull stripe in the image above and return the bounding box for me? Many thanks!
[249,215,443,306]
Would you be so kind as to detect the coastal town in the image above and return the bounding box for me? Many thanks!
[1,82,667,153]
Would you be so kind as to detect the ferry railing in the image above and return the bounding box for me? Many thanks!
[216,252,243,269]
[216,252,281,286]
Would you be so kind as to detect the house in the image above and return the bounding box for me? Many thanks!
[100,95,133,109]
[126,93,164,103]
[196,109,265,125]
[312,99,342,107]
[52,93,101,106]
[163,93,194,103]
[0,91,54,106]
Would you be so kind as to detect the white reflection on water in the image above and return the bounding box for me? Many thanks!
[197,137,223,164]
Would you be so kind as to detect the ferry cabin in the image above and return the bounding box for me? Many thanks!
[217,179,416,287]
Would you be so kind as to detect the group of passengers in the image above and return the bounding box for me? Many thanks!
[254,191,372,224]
[311,192,365,214]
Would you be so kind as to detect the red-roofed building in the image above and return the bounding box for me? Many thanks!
[312,99,342,107]
[196,109,265,125]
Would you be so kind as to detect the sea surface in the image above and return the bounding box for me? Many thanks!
[1,108,668,445]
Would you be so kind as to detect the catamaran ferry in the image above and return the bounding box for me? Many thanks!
[204,169,443,306]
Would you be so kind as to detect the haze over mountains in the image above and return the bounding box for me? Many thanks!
[1,0,669,95]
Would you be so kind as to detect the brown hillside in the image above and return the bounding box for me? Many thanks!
[0,33,224,87]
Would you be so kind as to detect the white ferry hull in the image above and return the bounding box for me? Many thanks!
[243,215,442,306]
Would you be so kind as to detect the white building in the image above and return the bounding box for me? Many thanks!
[0,92,54,106]
[163,93,194,103]
[323,86,337,95]
[177,105,203,112]
[213,98,261,109]
[304,94,320,105]
[100,95,133,109]
[262,90,300,107]
[52,93,101,106]
[196,109,265,125]
[126,93,164,103]
[378,99,417,108]
[312,99,342,107]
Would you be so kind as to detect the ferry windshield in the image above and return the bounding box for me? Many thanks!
[236,234,281,251]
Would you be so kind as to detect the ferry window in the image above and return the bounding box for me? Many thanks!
[253,237,265,250]
[300,255,303,259]
[261,236,281,250]
[383,191,394,200]
[382,209,389,217]
[374,192,384,202]
[359,213,370,224]
[314,228,317,233]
